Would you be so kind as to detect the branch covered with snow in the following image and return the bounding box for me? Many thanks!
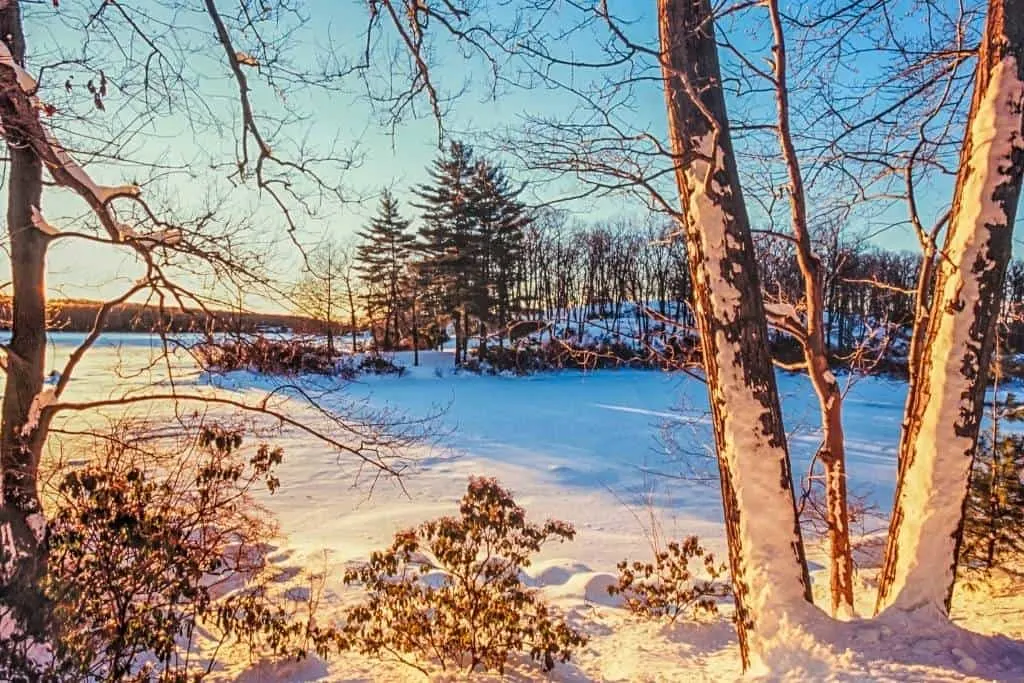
[235,51,259,67]
[0,41,37,93]
[763,301,808,341]
[0,42,148,246]
[19,388,55,438]
[29,206,59,236]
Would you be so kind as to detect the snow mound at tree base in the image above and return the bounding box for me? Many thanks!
[751,597,1024,682]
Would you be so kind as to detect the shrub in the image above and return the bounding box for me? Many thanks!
[195,336,340,375]
[40,422,337,682]
[609,537,730,623]
[195,336,406,379]
[354,354,406,377]
[465,339,671,375]
[340,477,586,675]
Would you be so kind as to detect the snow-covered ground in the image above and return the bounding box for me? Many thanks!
[19,333,1024,681]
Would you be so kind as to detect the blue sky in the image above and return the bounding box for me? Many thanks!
[1,0,1009,313]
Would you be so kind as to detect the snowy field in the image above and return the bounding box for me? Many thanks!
[23,333,1024,681]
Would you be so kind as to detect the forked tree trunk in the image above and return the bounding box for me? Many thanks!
[0,0,53,660]
[876,0,1024,615]
[658,0,813,667]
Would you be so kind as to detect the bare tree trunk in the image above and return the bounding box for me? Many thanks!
[453,312,462,365]
[658,0,813,668]
[816,381,853,615]
[326,254,335,359]
[763,0,855,616]
[0,0,52,657]
[326,278,335,360]
[346,282,358,353]
[877,0,1024,615]
[411,290,420,366]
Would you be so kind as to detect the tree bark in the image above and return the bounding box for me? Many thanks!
[765,0,854,616]
[411,289,420,366]
[877,0,1024,615]
[658,0,814,668]
[815,379,853,616]
[0,0,53,656]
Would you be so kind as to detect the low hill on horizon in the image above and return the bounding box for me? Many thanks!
[0,297,323,335]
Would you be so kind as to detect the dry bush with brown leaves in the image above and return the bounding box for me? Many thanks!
[35,422,338,682]
[609,536,731,623]
[339,477,586,675]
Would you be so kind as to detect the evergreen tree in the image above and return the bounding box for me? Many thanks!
[411,141,481,364]
[469,159,530,349]
[355,190,416,350]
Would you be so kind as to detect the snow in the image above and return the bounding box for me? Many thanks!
[764,301,805,336]
[235,52,260,67]
[4,333,1024,680]
[19,387,55,437]
[881,55,1024,614]
[0,41,38,93]
[0,43,140,213]
[30,206,60,236]
[25,513,45,544]
[118,224,184,246]
[42,125,141,209]
[681,130,817,658]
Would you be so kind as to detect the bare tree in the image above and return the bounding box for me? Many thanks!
[0,1,432,672]
[292,242,357,357]
[755,0,855,616]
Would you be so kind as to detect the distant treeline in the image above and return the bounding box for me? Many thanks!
[335,142,1024,366]
[0,298,321,335]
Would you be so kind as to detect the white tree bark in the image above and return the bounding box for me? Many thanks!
[658,0,814,667]
[877,0,1024,615]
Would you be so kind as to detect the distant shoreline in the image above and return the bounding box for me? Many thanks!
[0,298,323,335]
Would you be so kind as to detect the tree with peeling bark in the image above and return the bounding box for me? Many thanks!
[655,0,814,664]
[656,0,1022,654]
[877,0,1024,616]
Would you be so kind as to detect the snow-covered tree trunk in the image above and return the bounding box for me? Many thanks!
[658,0,813,668]
[876,0,1024,615]
[0,0,54,668]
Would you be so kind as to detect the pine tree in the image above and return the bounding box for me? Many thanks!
[469,160,529,349]
[355,190,416,350]
[412,141,482,365]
